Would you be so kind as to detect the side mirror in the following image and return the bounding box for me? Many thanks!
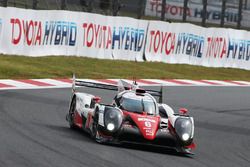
[179,108,188,115]
[93,96,101,103]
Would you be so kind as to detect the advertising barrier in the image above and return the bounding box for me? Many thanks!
[145,21,250,70]
[0,7,148,61]
[0,7,249,70]
[145,0,250,27]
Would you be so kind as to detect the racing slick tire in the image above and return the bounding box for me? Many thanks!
[91,107,103,143]
[68,96,77,129]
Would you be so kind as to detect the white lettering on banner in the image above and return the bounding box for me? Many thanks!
[0,7,249,70]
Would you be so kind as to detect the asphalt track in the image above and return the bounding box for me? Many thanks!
[0,87,250,167]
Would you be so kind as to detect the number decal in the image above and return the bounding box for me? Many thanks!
[145,121,152,127]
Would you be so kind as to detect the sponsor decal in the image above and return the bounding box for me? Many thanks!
[148,31,204,58]
[138,117,156,123]
[10,18,77,46]
[146,27,250,63]
[203,36,249,61]
[145,0,240,26]
[82,23,146,52]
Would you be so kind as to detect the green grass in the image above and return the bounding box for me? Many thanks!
[0,54,250,80]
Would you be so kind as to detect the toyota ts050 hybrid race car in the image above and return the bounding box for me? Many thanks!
[66,76,196,154]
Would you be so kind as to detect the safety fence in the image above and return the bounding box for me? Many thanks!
[0,7,249,70]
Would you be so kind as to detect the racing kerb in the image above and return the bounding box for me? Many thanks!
[0,79,250,90]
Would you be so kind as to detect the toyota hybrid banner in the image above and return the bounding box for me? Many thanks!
[0,7,148,61]
[0,7,249,70]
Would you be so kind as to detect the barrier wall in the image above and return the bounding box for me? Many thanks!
[0,7,148,61]
[145,21,250,70]
[0,7,249,70]
[145,0,250,28]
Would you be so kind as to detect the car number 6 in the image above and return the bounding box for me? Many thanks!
[145,121,152,127]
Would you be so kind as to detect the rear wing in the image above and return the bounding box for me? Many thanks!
[72,74,164,103]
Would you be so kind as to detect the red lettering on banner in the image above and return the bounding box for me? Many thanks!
[10,18,22,45]
[206,37,212,57]
[106,27,112,49]
[165,33,175,55]
[149,29,175,55]
[87,23,94,47]
[22,20,28,44]
[220,39,227,58]
[102,26,107,48]
[206,37,226,58]
[148,2,192,17]
[10,18,42,46]
[94,24,100,47]
[154,31,160,52]
[149,1,192,17]
[170,6,177,15]
[82,23,113,49]
[215,38,223,58]
[166,33,172,54]
[27,20,34,46]
[161,32,168,53]
[149,30,155,52]
[35,22,42,45]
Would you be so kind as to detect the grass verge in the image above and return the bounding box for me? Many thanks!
[0,54,250,80]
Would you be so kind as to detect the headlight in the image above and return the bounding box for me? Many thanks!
[104,106,123,132]
[107,123,115,131]
[175,118,193,142]
[182,133,190,141]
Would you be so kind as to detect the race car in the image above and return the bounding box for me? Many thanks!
[66,76,196,154]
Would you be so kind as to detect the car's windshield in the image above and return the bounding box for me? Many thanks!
[120,93,156,115]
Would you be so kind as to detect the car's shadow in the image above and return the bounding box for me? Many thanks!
[70,127,193,158]
[109,142,194,158]
[41,123,194,158]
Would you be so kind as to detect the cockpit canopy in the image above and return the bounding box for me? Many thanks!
[118,92,158,115]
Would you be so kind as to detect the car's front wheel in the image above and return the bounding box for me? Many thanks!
[91,108,103,143]
[68,97,77,129]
